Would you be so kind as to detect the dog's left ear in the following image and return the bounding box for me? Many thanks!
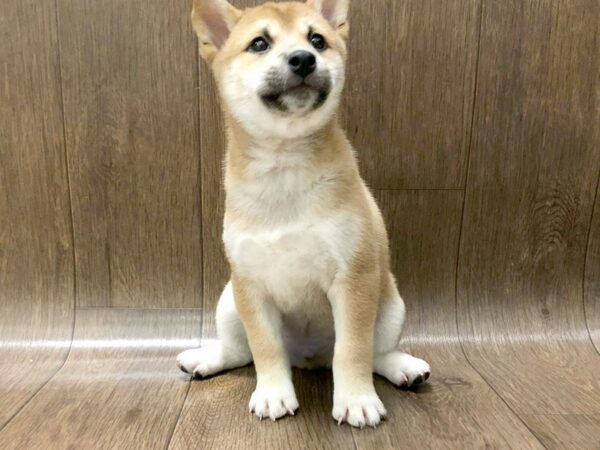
[307,0,349,33]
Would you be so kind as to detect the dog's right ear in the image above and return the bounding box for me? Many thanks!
[307,0,349,29]
[191,0,242,62]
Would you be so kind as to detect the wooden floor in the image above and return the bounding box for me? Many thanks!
[0,306,598,449]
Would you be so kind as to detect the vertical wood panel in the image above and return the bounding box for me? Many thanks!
[376,190,463,340]
[57,0,202,308]
[0,0,74,428]
[345,0,481,189]
[457,0,600,443]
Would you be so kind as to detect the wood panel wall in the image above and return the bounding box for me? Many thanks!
[456,1,600,440]
[1,0,600,441]
[0,0,74,428]
[57,0,203,309]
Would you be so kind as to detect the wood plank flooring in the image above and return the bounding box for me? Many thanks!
[0,309,201,449]
[2,306,600,449]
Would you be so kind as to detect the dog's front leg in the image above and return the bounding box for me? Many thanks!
[329,272,387,428]
[231,274,299,421]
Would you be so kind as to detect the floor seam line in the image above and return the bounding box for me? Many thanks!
[582,164,600,356]
[0,310,78,435]
[349,428,359,450]
[457,342,547,448]
[164,379,192,450]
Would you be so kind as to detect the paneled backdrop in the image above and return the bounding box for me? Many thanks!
[1,0,599,441]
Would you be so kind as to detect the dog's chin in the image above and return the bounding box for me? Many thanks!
[260,85,329,115]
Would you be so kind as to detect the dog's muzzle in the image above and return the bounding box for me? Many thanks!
[259,69,332,112]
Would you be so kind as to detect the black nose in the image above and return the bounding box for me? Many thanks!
[288,50,316,78]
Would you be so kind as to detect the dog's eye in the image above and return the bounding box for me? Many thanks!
[309,33,327,51]
[248,37,270,53]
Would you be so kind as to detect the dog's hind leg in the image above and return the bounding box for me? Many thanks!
[373,273,431,387]
[177,281,253,377]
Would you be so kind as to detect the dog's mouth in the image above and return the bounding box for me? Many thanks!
[259,72,331,113]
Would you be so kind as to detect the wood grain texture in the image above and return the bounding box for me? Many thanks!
[457,0,600,445]
[344,0,480,189]
[524,414,600,450]
[0,0,74,429]
[376,191,464,341]
[56,0,202,308]
[584,176,600,351]
[361,191,542,448]
[170,368,356,450]
[0,309,201,449]
[2,0,600,447]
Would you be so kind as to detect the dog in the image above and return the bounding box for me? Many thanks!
[177,0,431,428]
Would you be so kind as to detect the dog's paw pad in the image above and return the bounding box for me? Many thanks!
[405,359,431,386]
[412,370,431,385]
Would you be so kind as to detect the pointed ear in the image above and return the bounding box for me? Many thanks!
[191,0,242,62]
[307,0,350,30]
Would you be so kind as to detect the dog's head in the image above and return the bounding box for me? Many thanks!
[192,0,350,139]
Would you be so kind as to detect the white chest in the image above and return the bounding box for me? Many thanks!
[224,213,360,307]
[223,140,361,307]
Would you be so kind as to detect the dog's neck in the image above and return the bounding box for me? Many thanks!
[225,116,345,180]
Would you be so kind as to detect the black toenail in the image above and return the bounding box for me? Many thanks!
[423,371,430,381]
[413,375,424,385]
[177,362,190,374]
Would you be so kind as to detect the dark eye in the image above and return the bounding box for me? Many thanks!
[248,36,270,53]
[309,33,327,51]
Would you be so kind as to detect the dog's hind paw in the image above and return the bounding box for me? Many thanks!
[176,344,224,378]
[374,351,431,388]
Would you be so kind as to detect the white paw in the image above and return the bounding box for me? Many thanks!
[332,391,387,428]
[375,351,431,387]
[249,384,299,421]
[397,353,431,386]
[176,345,223,378]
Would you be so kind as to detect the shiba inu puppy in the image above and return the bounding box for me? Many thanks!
[177,0,431,428]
